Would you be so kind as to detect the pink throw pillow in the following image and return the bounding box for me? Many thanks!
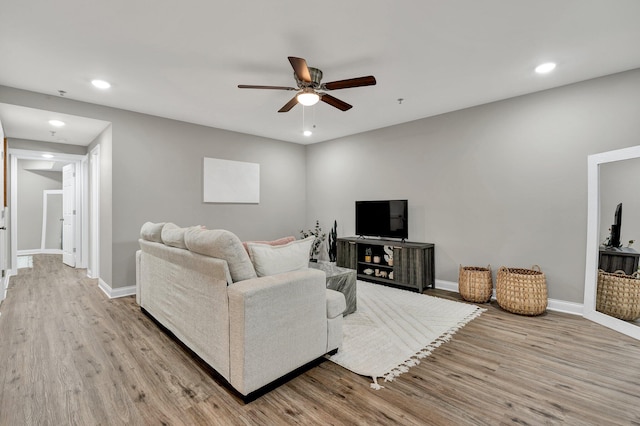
[242,236,296,254]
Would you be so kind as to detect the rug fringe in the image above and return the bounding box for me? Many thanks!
[375,306,487,387]
[370,377,384,390]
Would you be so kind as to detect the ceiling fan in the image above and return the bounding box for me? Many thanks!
[238,56,376,112]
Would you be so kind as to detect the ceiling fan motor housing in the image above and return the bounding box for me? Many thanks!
[296,67,323,89]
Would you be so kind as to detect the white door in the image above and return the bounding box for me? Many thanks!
[62,163,76,267]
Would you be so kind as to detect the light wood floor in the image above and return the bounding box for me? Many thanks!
[1,255,639,425]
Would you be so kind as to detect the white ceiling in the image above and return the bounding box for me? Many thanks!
[0,103,111,146]
[1,0,640,145]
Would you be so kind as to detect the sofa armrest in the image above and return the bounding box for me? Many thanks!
[227,268,328,396]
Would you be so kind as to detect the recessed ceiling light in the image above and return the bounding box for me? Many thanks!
[535,62,556,74]
[42,154,54,159]
[303,130,313,137]
[48,119,65,127]
[92,79,111,89]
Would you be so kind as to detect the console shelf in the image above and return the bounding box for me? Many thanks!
[337,237,435,292]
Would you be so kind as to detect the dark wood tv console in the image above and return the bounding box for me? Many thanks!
[598,246,639,275]
[336,237,435,292]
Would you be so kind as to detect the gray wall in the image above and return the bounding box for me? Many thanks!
[1,85,308,290]
[10,139,87,155]
[16,160,62,250]
[600,157,640,248]
[306,69,640,303]
[4,68,640,301]
[111,114,307,289]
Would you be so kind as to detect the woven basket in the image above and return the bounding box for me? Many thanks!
[458,265,493,303]
[596,270,640,321]
[496,265,547,316]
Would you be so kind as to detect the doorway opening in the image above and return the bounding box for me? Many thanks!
[9,149,88,275]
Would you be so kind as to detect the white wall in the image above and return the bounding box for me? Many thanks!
[306,69,640,303]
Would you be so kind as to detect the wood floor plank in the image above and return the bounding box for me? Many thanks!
[1,255,639,425]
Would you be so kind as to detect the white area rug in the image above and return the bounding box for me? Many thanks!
[329,280,486,389]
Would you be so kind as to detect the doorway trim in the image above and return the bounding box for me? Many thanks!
[88,144,100,279]
[9,149,87,275]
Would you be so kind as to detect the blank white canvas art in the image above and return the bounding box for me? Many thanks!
[203,157,260,203]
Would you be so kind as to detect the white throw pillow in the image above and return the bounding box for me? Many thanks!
[247,236,314,277]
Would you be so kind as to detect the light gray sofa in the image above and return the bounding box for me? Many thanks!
[135,222,346,398]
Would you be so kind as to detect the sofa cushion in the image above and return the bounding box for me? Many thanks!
[161,223,187,248]
[184,228,257,282]
[161,223,204,249]
[326,289,347,319]
[241,236,296,254]
[247,236,314,277]
[140,222,165,243]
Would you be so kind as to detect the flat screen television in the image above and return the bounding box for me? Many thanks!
[609,202,622,248]
[356,200,408,240]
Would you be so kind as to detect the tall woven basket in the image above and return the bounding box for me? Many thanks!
[596,270,640,321]
[458,265,493,303]
[496,265,547,316]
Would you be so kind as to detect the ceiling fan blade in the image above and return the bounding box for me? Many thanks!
[323,76,377,90]
[278,95,299,113]
[288,57,312,83]
[320,94,352,111]
[238,84,296,90]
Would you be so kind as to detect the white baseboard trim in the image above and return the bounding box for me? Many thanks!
[435,279,584,316]
[17,249,63,255]
[2,270,16,302]
[1,274,9,302]
[435,279,458,292]
[98,278,136,299]
[547,299,584,315]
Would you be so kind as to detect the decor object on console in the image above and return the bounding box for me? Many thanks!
[383,245,394,266]
[300,220,326,262]
[364,248,372,263]
[496,265,547,315]
[596,269,640,321]
[458,265,493,303]
[328,281,485,389]
[328,220,338,263]
[136,222,346,399]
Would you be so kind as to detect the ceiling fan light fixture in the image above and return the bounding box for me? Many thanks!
[297,90,320,106]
